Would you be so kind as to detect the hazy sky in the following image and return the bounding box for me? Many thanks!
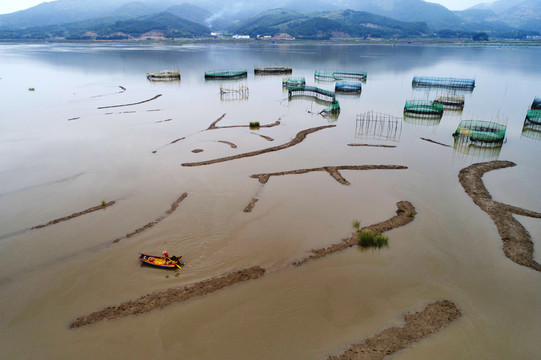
[0,0,496,15]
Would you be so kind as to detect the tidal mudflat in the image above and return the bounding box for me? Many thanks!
[1,43,540,359]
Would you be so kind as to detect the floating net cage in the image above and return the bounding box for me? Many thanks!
[147,70,181,81]
[404,100,444,118]
[288,85,340,115]
[254,66,292,75]
[220,85,249,101]
[522,121,541,141]
[335,81,362,94]
[526,109,541,125]
[282,77,306,88]
[205,69,248,80]
[412,76,475,91]
[355,112,402,142]
[315,70,367,82]
[453,134,502,161]
[453,120,507,144]
[434,94,464,110]
[532,98,541,110]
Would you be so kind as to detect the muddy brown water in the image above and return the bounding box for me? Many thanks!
[1,43,541,359]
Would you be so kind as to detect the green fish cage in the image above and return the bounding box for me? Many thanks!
[526,109,541,125]
[282,77,306,87]
[335,81,362,93]
[315,70,367,81]
[453,120,507,143]
[404,100,444,117]
[288,85,340,114]
[412,76,475,90]
[531,98,541,110]
[204,69,248,80]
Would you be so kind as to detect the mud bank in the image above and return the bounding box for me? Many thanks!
[182,125,336,167]
[327,300,461,360]
[69,266,266,328]
[459,161,541,272]
[112,193,188,244]
[218,140,237,149]
[32,201,115,230]
[98,94,162,109]
[292,201,416,266]
[207,113,280,130]
[348,144,396,148]
[251,165,407,186]
[420,138,451,147]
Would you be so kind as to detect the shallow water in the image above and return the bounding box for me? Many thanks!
[0,43,540,359]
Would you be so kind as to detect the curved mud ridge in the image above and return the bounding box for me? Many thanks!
[182,125,336,167]
[292,201,416,266]
[218,140,237,149]
[459,161,541,272]
[98,94,162,109]
[112,193,188,243]
[69,266,266,328]
[32,201,115,230]
[348,144,396,148]
[327,300,461,360]
[207,113,281,130]
[420,137,451,148]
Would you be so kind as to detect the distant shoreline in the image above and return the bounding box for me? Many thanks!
[1,38,540,47]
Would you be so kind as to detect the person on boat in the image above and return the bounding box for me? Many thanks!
[162,250,169,258]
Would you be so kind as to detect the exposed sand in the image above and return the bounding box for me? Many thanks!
[348,144,397,148]
[243,198,259,213]
[292,201,416,266]
[69,266,266,328]
[112,193,188,244]
[181,125,336,167]
[420,137,451,147]
[327,300,461,360]
[252,133,274,141]
[459,161,541,272]
[98,94,162,109]
[31,201,115,230]
[191,149,204,153]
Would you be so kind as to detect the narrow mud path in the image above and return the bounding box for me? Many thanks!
[459,161,541,272]
[327,300,461,360]
[32,201,115,230]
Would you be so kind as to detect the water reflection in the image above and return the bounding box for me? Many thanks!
[452,134,503,160]
[403,113,442,126]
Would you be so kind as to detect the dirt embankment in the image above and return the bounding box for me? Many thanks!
[292,201,416,266]
[207,113,280,130]
[347,144,396,148]
[217,140,237,149]
[182,125,336,167]
[31,201,115,230]
[112,193,188,244]
[69,266,266,328]
[327,300,461,360]
[98,94,162,109]
[420,138,451,147]
[459,161,541,272]
[251,165,407,186]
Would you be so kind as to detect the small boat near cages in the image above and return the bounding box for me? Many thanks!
[435,94,464,109]
[139,253,183,269]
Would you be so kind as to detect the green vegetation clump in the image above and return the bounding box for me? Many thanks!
[358,231,388,248]
[352,219,361,230]
[28,88,35,91]
[249,121,260,128]
[101,200,107,207]
[408,211,415,218]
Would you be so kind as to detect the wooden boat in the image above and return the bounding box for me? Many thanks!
[139,253,183,269]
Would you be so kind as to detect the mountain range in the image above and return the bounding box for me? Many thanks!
[0,0,539,40]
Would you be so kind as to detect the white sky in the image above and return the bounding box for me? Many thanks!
[0,0,496,15]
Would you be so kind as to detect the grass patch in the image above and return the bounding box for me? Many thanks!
[249,121,260,128]
[352,219,361,230]
[101,200,107,207]
[408,211,415,218]
[358,231,388,248]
